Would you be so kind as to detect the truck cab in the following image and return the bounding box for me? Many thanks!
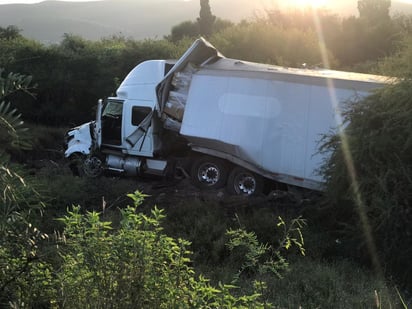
[65,59,175,176]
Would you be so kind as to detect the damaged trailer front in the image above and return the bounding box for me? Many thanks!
[65,37,387,195]
[155,38,387,193]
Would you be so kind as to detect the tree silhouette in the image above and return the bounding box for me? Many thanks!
[358,0,391,23]
[356,0,396,63]
[198,0,216,37]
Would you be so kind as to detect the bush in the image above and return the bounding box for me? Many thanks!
[211,21,336,67]
[160,199,230,266]
[319,79,412,289]
[55,191,264,308]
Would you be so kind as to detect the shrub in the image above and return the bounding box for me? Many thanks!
[319,79,412,289]
[55,191,264,308]
[0,69,53,308]
[211,21,337,67]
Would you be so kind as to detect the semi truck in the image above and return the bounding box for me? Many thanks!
[64,38,387,195]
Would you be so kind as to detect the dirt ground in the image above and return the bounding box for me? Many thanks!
[29,151,320,215]
[131,174,319,212]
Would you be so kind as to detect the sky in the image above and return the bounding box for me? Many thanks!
[1,0,412,5]
[0,0,104,4]
[1,0,412,7]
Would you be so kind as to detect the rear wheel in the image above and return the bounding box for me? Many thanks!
[227,167,263,196]
[190,156,228,189]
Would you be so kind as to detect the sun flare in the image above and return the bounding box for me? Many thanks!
[292,0,328,8]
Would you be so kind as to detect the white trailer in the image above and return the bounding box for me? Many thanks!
[64,38,387,195]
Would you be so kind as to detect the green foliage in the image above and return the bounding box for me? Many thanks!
[227,216,306,280]
[0,68,34,98]
[0,70,52,308]
[0,222,53,308]
[0,25,22,41]
[56,191,264,308]
[265,258,402,308]
[0,101,30,152]
[0,70,40,218]
[160,198,229,266]
[170,20,199,42]
[260,6,400,70]
[1,157,403,308]
[377,35,412,77]
[168,17,232,42]
[333,0,398,69]
[319,79,412,289]
[358,0,391,23]
[0,69,39,213]
[335,16,397,69]
[211,21,332,67]
[0,69,34,155]
[0,34,185,125]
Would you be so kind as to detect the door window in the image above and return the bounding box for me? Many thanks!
[132,106,152,126]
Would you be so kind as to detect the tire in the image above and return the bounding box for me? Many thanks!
[68,153,85,176]
[227,167,263,196]
[190,156,228,189]
[69,153,103,178]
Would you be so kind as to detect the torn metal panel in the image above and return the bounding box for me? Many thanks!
[156,37,223,115]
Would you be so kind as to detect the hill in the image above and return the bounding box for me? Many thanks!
[0,0,411,44]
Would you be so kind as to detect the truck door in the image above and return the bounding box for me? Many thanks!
[123,104,154,156]
[101,99,123,146]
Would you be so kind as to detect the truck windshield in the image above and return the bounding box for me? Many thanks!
[102,100,123,118]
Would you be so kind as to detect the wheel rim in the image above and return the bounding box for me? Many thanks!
[83,156,102,177]
[233,172,256,195]
[197,163,220,186]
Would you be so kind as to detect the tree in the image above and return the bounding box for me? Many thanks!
[357,0,397,65]
[211,21,333,67]
[0,25,22,40]
[332,0,397,68]
[198,0,216,37]
[170,20,199,42]
[358,0,391,24]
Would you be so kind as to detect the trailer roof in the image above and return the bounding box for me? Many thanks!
[157,37,392,115]
[203,57,390,85]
